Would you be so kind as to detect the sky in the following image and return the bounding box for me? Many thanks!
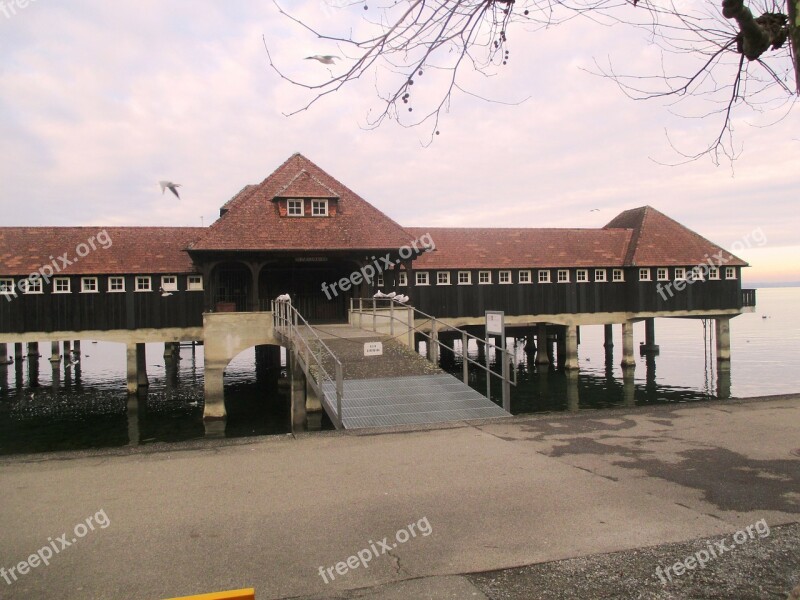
[0,0,797,284]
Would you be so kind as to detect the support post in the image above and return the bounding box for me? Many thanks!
[715,316,731,362]
[50,341,61,363]
[14,343,23,361]
[73,340,81,355]
[203,365,226,419]
[641,318,660,354]
[604,324,614,348]
[289,353,307,430]
[622,366,636,407]
[535,323,550,365]
[27,341,39,357]
[717,361,731,399]
[126,343,138,394]
[621,322,636,368]
[136,343,148,387]
[63,340,71,356]
[502,346,511,413]
[462,332,469,385]
[429,320,439,364]
[566,369,579,412]
[556,328,566,368]
[0,343,8,365]
[564,324,579,370]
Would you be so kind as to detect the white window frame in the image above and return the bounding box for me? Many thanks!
[612,269,625,282]
[538,270,551,283]
[576,269,588,283]
[437,271,451,285]
[657,268,669,281]
[416,271,429,286]
[397,271,407,287]
[53,277,71,294]
[135,276,152,292]
[187,275,203,291]
[707,266,720,280]
[458,271,471,285]
[518,270,531,284]
[725,267,737,280]
[22,278,43,294]
[287,199,304,217]
[690,266,704,281]
[638,268,651,281]
[311,199,328,217]
[108,276,126,292]
[478,271,491,285]
[81,277,99,293]
[499,270,512,284]
[674,267,686,280]
[377,274,385,287]
[594,269,607,283]
[0,278,15,295]
[161,275,178,292]
[557,269,570,283]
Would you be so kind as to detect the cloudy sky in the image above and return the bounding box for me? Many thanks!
[1,0,797,284]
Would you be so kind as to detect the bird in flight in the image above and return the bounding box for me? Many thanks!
[305,55,338,65]
[159,286,174,297]
[590,208,600,212]
[159,181,182,199]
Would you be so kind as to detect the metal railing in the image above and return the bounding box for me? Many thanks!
[272,300,344,428]
[349,298,516,410]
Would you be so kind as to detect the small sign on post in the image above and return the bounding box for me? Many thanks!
[364,341,383,357]
[486,311,504,336]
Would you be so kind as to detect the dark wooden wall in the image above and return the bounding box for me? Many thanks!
[0,274,204,334]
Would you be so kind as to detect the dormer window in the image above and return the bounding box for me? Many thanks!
[287,199,304,216]
[311,199,328,216]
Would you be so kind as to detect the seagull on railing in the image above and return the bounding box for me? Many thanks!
[395,294,409,304]
[386,291,396,298]
[276,294,291,302]
[373,291,386,298]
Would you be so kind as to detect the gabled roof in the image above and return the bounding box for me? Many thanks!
[604,206,748,267]
[0,227,203,276]
[191,153,413,252]
[406,227,633,269]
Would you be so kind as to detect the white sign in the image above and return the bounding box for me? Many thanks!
[486,311,504,336]
[364,342,383,357]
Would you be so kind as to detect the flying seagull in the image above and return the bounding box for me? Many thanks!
[159,181,181,199]
[590,208,600,212]
[305,55,338,65]
[159,287,174,298]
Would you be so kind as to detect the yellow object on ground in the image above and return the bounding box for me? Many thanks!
[164,588,255,600]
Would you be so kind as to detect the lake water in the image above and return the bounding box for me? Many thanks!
[0,287,797,455]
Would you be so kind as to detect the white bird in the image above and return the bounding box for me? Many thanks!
[305,55,338,64]
[386,291,397,298]
[159,181,182,199]
[395,295,409,304]
[373,291,386,298]
[159,287,174,297]
[276,294,291,302]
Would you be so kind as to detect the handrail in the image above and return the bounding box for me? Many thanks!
[349,297,517,396]
[272,300,344,428]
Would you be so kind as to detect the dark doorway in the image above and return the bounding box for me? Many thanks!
[213,262,251,312]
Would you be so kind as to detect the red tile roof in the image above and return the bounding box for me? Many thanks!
[191,153,413,252]
[604,206,748,267]
[0,227,203,276]
[406,227,633,269]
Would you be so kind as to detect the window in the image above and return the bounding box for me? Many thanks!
[109,277,125,292]
[0,278,14,294]
[287,199,304,216]
[81,277,98,293]
[458,271,471,285]
[499,270,511,284]
[437,271,450,285]
[398,271,407,287]
[538,270,551,283]
[187,275,203,291]
[674,267,686,280]
[377,274,385,287]
[708,267,720,280]
[725,267,737,279]
[657,268,669,281]
[135,276,152,292]
[557,270,570,283]
[638,268,651,281]
[416,272,429,286]
[518,270,531,284]
[690,266,704,281]
[478,271,491,284]
[594,269,607,282]
[161,275,178,291]
[612,269,624,282]
[53,277,71,293]
[576,269,588,283]
[22,278,43,294]
[311,199,328,216]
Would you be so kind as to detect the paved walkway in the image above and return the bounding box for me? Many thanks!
[0,395,797,599]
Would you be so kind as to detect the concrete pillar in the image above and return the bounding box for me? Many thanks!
[0,360,8,394]
[641,318,659,354]
[63,340,71,358]
[603,324,614,348]
[126,343,138,394]
[14,343,23,361]
[163,342,174,358]
[621,322,636,368]
[289,353,307,430]
[564,324,579,370]
[556,329,566,368]
[203,366,226,419]
[0,343,9,365]
[306,379,323,413]
[27,352,39,387]
[715,317,731,362]
[535,323,550,365]
[73,340,81,355]
[645,354,657,398]
[27,341,39,357]
[524,329,536,354]
[622,366,636,407]
[127,395,140,446]
[136,344,148,388]
[50,341,61,363]
[566,369,579,412]
[717,361,731,399]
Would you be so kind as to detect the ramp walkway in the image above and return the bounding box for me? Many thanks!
[273,305,512,430]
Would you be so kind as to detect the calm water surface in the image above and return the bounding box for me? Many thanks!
[0,287,797,455]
